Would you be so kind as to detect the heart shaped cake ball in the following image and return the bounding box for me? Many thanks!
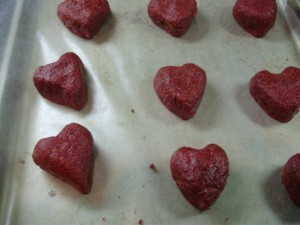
[154,63,206,120]
[233,0,277,38]
[58,0,111,39]
[148,0,197,37]
[250,67,300,123]
[32,123,94,194]
[170,144,229,210]
[282,153,300,206]
[33,52,88,110]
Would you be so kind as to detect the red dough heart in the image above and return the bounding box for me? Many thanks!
[170,144,229,210]
[282,153,300,206]
[250,67,300,123]
[233,0,277,38]
[148,0,197,37]
[58,0,111,39]
[33,52,88,110]
[154,63,206,120]
[32,123,94,194]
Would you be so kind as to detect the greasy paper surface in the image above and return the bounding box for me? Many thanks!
[1,0,300,224]
[288,0,300,17]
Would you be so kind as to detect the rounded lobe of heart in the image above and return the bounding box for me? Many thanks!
[148,0,197,37]
[57,0,111,39]
[32,123,94,194]
[33,52,88,110]
[170,144,229,210]
[154,63,206,120]
[250,67,300,123]
[282,153,300,206]
[233,0,277,38]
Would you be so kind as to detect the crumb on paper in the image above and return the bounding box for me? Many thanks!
[48,189,56,197]
[131,108,135,113]
[19,159,25,164]
[138,219,144,225]
[142,180,151,188]
[121,212,126,221]
[224,218,229,222]
[102,217,106,222]
[121,212,126,220]
[150,163,157,171]
[118,195,121,199]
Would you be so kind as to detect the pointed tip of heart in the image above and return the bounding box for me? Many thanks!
[33,52,88,111]
[32,123,95,194]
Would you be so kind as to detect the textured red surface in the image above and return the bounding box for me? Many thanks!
[250,67,300,123]
[32,123,94,194]
[233,0,277,38]
[58,0,111,39]
[170,144,229,210]
[282,154,300,206]
[33,52,88,110]
[154,63,206,120]
[148,0,197,37]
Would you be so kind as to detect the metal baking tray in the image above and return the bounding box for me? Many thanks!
[1,0,300,224]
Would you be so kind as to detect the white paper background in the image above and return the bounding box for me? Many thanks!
[1,0,300,224]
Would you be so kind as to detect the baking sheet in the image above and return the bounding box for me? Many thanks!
[1,0,300,224]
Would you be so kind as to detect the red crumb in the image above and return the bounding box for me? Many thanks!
[150,163,157,171]
[138,219,143,225]
[131,108,135,113]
